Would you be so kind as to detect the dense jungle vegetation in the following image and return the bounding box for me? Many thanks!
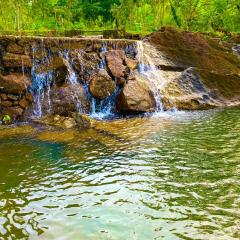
[0,0,239,35]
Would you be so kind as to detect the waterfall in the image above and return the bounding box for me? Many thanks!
[29,40,168,120]
[136,41,169,112]
[30,47,53,117]
[99,43,107,69]
[89,86,121,120]
[87,44,120,120]
[60,50,83,112]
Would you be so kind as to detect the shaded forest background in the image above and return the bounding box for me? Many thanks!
[0,0,239,35]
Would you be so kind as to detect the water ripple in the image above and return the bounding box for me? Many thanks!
[0,108,240,239]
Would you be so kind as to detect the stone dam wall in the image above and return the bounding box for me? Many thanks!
[0,36,147,120]
[1,28,240,122]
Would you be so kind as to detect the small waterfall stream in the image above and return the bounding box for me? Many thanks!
[89,86,121,119]
[88,43,121,119]
[30,47,53,117]
[61,50,83,113]
[29,39,173,120]
[136,41,166,112]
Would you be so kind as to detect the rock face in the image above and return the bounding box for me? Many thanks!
[0,73,31,94]
[161,68,225,110]
[71,50,99,83]
[89,70,115,99]
[0,36,136,120]
[1,30,240,121]
[3,53,32,69]
[50,83,89,116]
[106,50,126,78]
[117,75,156,113]
[0,73,32,119]
[146,27,240,109]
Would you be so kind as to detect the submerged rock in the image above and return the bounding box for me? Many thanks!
[72,113,96,129]
[89,69,115,99]
[0,125,36,139]
[116,74,156,113]
[32,115,77,129]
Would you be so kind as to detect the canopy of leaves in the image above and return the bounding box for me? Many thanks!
[0,0,239,34]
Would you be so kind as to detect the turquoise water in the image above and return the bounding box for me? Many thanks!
[0,108,239,239]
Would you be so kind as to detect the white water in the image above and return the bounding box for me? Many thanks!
[99,43,107,69]
[89,44,119,120]
[61,50,83,113]
[30,47,53,117]
[136,41,175,112]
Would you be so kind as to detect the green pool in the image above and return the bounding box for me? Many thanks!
[0,108,239,239]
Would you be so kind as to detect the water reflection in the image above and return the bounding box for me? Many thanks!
[0,108,240,239]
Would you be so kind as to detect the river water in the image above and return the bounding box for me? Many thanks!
[0,108,239,239]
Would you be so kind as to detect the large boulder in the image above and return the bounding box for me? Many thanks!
[89,69,115,99]
[50,83,89,116]
[0,73,31,94]
[106,50,126,78]
[161,67,240,110]
[116,74,156,113]
[148,27,240,75]
[145,27,240,110]
[71,50,99,83]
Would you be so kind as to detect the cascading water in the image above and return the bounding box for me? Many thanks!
[29,39,169,120]
[60,50,83,113]
[87,43,121,119]
[136,41,169,112]
[30,47,53,117]
[99,43,107,69]
[88,86,121,120]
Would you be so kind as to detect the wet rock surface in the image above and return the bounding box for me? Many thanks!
[50,83,89,116]
[146,27,240,109]
[106,50,126,78]
[0,30,240,122]
[0,73,31,94]
[72,113,96,129]
[89,69,115,99]
[117,75,156,113]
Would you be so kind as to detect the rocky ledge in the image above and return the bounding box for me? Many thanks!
[147,27,240,110]
[0,28,240,124]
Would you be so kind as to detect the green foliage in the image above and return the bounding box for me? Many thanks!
[2,115,11,124]
[0,0,239,35]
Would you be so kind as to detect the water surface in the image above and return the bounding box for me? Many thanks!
[0,108,240,239]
